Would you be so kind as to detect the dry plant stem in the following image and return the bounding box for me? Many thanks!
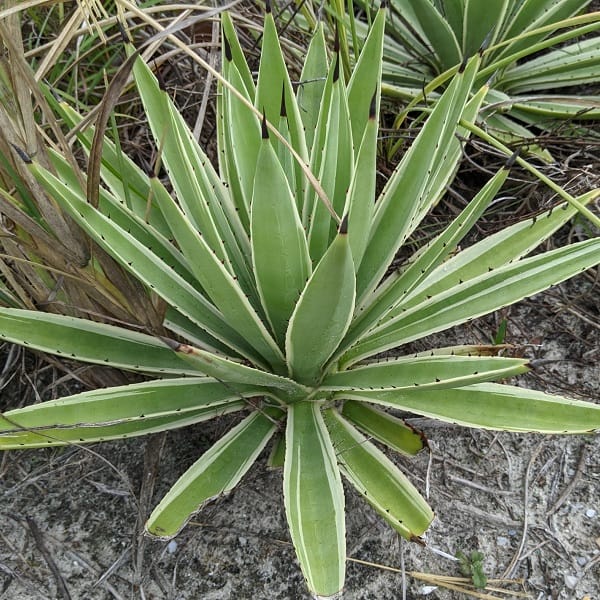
[546,444,587,516]
[134,433,168,585]
[65,550,126,600]
[116,0,338,223]
[25,516,72,600]
[502,442,545,578]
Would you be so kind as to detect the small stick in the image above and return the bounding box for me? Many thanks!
[25,517,72,600]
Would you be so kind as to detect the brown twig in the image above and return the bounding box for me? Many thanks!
[25,517,72,600]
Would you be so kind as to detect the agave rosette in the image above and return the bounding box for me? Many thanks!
[348,0,600,161]
[0,6,599,597]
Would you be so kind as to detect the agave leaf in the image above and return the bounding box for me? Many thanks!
[166,341,310,398]
[501,35,600,92]
[308,57,352,262]
[297,22,329,152]
[510,95,600,120]
[146,408,280,538]
[345,163,509,350]
[255,7,309,200]
[0,378,255,449]
[287,228,355,386]
[341,401,425,456]
[346,5,385,154]
[146,172,286,371]
[0,308,198,374]
[321,355,529,391]
[132,56,233,270]
[220,11,255,96]
[339,383,600,433]
[222,60,261,229]
[47,94,171,236]
[48,150,195,286]
[29,160,270,364]
[303,52,336,228]
[403,0,462,69]
[497,0,591,61]
[397,193,597,311]
[324,409,433,539]
[440,0,465,41]
[284,401,345,597]
[356,53,480,302]
[344,238,600,365]
[462,0,509,56]
[251,126,311,347]
[0,408,245,449]
[345,100,378,270]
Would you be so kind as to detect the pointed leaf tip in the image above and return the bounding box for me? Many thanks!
[154,61,167,91]
[117,20,131,44]
[369,91,377,120]
[458,55,468,73]
[280,85,287,118]
[265,0,272,13]
[223,33,232,62]
[380,0,388,9]
[505,149,520,169]
[333,54,340,83]
[159,335,182,351]
[479,29,494,55]
[339,214,349,234]
[261,110,269,139]
[11,144,32,163]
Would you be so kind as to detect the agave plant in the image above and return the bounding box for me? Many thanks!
[1,5,599,597]
[345,0,600,161]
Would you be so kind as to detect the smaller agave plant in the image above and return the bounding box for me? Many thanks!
[1,5,599,597]
[349,0,600,161]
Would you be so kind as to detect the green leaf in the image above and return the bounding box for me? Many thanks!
[346,6,385,154]
[324,409,433,539]
[345,100,378,270]
[287,230,356,385]
[297,23,329,152]
[356,54,480,302]
[501,36,600,93]
[337,383,600,433]
[403,0,462,69]
[132,56,233,270]
[462,0,509,56]
[345,162,509,351]
[321,355,529,391]
[341,401,425,456]
[0,378,253,448]
[251,131,311,347]
[344,238,600,365]
[30,161,281,367]
[284,401,345,597]
[397,195,597,312]
[308,60,353,262]
[146,408,280,538]
[0,308,197,374]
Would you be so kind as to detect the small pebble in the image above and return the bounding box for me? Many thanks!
[419,586,438,595]
[585,508,596,518]
[508,529,517,536]
[564,574,578,589]
[167,540,178,554]
[576,556,587,567]
[497,536,510,547]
